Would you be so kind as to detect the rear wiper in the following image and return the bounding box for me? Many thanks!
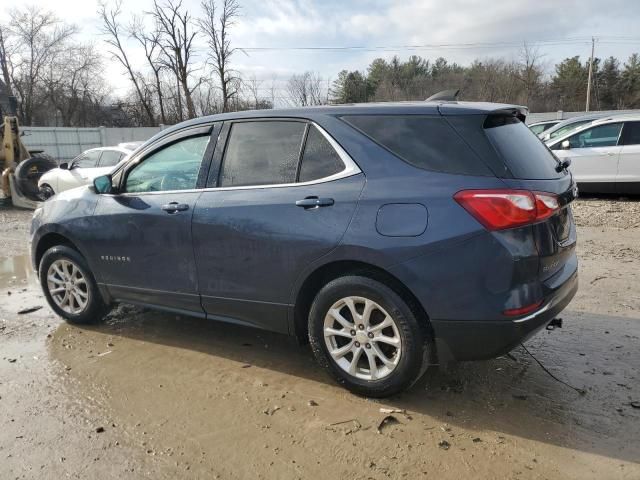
[555,158,571,172]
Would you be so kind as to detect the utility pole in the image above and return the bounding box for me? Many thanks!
[586,36,595,112]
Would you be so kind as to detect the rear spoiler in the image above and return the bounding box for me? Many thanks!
[438,103,528,123]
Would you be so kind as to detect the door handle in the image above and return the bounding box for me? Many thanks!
[295,196,334,209]
[161,202,189,213]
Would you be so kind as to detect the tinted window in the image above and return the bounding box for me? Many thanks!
[220,121,306,187]
[299,126,344,182]
[567,123,622,149]
[99,150,124,167]
[484,115,562,179]
[74,150,101,168]
[125,135,209,193]
[620,122,640,146]
[342,115,492,176]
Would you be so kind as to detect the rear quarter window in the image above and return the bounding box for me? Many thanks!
[341,115,493,176]
[484,115,562,180]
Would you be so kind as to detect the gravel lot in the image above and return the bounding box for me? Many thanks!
[1,198,639,479]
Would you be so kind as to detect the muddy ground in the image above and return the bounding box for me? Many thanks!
[1,198,639,479]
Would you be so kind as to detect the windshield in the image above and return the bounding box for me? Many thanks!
[546,119,594,141]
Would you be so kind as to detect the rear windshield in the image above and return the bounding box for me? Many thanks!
[342,115,493,176]
[484,115,562,179]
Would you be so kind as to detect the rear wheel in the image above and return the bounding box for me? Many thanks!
[39,245,110,324]
[309,275,427,397]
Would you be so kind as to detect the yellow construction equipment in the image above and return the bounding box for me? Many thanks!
[1,115,55,209]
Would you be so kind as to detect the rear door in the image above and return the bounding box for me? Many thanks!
[552,123,623,188]
[616,121,640,193]
[88,126,216,314]
[192,119,364,333]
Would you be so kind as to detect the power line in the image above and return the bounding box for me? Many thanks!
[238,37,599,53]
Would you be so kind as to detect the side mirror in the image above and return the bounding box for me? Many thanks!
[59,162,69,170]
[561,140,571,150]
[93,175,113,194]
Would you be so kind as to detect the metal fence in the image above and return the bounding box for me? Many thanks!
[17,109,640,162]
[20,126,163,162]
[526,109,640,124]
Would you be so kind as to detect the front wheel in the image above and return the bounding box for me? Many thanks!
[308,276,427,397]
[39,245,110,324]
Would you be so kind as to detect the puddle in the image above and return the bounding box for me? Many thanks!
[0,254,36,288]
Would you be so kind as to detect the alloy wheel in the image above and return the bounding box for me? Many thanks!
[46,259,90,315]
[323,296,402,381]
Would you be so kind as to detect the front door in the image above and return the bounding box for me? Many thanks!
[192,120,365,333]
[88,132,214,314]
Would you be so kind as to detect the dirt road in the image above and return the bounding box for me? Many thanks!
[1,199,639,479]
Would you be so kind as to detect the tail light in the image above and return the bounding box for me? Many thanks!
[454,189,560,231]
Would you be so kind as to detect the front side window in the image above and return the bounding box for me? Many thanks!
[620,122,640,146]
[567,123,622,149]
[99,150,124,167]
[74,150,101,168]
[219,121,306,187]
[298,126,344,182]
[125,135,209,193]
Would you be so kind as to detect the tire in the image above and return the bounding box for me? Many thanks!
[308,275,427,398]
[14,153,57,202]
[39,183,55,201]
[39,245,110,324]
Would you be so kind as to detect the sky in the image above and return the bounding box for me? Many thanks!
[2,0,640,102]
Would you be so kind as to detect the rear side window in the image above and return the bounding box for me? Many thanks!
[99,150,123,167]
[484,115,562,179]
[620,122,640,145]
[342,115,491,176]
[298,126,344,182]
[220,121,306,187]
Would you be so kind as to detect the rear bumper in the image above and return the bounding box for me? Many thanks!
[431,264,578,363]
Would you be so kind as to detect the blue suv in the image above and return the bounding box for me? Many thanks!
[31,102,578,397]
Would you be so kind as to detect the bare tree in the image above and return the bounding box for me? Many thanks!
[129,16,167,124]
[44,43,104,126]
[8,6,77,125]
[199,0,240,113]
[516,42,545,106]
[243,74,262,109]
[151,0,198,119]
[286,71,326,106]
[0,25,14,98]
[98,1,155,124]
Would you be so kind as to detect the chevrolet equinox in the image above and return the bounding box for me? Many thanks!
[31,102,578,397]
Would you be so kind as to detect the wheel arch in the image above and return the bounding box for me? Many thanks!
[292,260,435,353]
[34,232,81,270]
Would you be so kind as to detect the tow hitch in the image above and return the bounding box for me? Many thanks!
[546,318,563,331]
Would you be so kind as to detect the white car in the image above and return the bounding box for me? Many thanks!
[38,144,141,198]
[528,120,560,136]
[548,115,640,194]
